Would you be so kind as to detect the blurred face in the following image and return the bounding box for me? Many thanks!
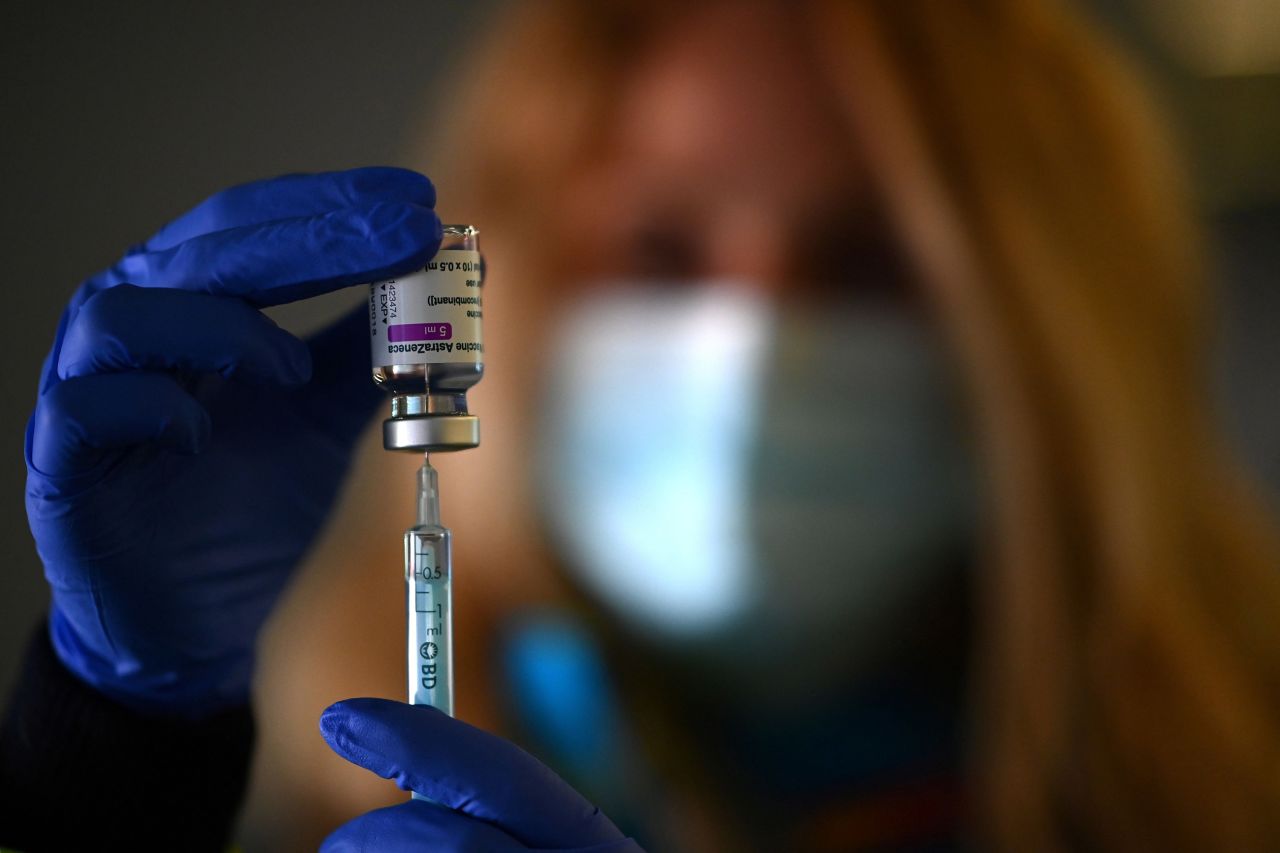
[562,0,908,297]
[535,1,974,702]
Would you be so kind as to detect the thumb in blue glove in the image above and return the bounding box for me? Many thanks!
[319,699,646,853]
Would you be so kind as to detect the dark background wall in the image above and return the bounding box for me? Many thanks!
[1,0,1277,699]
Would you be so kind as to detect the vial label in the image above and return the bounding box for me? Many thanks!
[369,250,483,367]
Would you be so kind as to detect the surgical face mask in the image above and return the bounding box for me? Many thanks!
[534,284,977,705]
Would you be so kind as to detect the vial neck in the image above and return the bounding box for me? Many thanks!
[393,392,469,417]
[417,457,442,527]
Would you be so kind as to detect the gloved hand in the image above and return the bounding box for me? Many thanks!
[25,167,441,717]
[319,699,645,852]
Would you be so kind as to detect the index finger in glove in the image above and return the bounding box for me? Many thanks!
[320,699,630,851]
[57,285,311,386]
[141,167,436,252]
[107,201,441,307]
[28,372,209,479]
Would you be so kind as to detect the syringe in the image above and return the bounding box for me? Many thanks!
[405,455,453,716]
[366,223,480,803]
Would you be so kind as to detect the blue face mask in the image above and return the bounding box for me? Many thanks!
[534,284,978,705]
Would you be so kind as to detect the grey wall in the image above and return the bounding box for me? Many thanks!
[0,0,500,696]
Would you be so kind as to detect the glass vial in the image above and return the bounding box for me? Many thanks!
[370,224,483,452]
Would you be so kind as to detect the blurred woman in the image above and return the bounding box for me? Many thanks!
[248,1,1280,850]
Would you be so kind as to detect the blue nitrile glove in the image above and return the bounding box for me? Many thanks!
[319,699,645,852]
[25,167,442,717]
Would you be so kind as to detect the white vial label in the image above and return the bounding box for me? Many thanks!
[369,250,483,367]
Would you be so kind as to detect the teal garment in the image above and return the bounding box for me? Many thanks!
[500,609,968,853]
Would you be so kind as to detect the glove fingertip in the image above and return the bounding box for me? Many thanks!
[412,170,437,210]
[319,702,392,785]
[320,698,449,778]
[321,696,381,722]
[281,336,314,386]
[371,201,442,251]
[318,700,369,755]
[358,166,436,210]
[151,384,212,454]
[318,697,402,741]
[319,702,346,742]
[172,405,212,454]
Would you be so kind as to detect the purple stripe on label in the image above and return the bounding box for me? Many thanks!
[389,322,453,342]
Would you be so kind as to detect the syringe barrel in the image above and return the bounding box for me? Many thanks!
[405,526,453,715]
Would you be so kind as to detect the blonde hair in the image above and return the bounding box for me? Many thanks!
[420,1,1280,848]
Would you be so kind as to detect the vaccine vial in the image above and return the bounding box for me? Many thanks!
[369,224,483,451]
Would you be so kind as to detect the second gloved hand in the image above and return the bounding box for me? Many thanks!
[320,699,645,853]
[26,168,441,717]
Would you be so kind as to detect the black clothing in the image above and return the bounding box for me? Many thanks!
[0,622,253,852]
